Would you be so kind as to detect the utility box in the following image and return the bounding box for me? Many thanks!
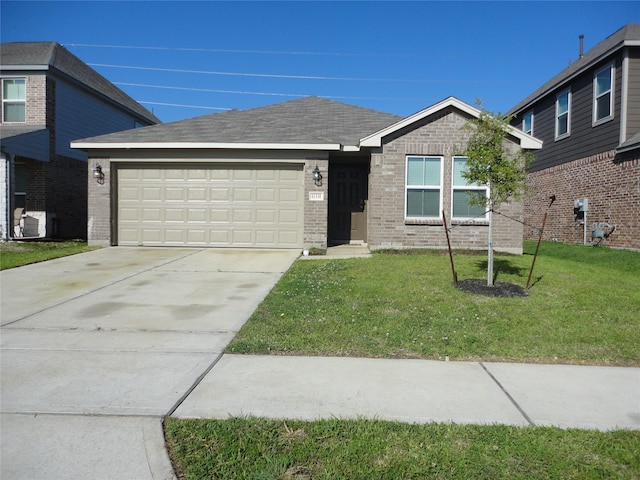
[574,198,588,219]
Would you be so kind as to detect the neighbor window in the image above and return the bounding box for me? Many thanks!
[452,156,488,219]
[522,110,533,135]
[555,89,571,139]
[406,156,442,218]
[594,63,614,124]
[2,78,26,123]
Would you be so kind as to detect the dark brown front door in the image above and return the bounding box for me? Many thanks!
[328,163,368,245]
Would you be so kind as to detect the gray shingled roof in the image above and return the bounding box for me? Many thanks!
[508,23,640,115]
[0,42,161,124]
[76,96,403,146]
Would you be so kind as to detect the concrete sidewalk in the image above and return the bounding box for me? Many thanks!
[174,354,640,431]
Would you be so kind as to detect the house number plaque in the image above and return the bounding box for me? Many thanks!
[309,192,324,201]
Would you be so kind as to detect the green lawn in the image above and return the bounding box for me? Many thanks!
[165,417,640,480]
[0,240,98,270]
[227,241,640,366]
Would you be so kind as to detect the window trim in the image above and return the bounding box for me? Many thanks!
[2,77,27,123]
[555,88,571,140]
[451,156,489,221]
[593,62,614,126]
[522,110,534,135]
[404,155,443,220]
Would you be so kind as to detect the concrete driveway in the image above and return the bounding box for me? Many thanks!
[0,247,299,480]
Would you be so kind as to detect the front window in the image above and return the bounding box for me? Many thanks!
[406,156,442,218]
[594,63,614,124]
[452,156,488,219]
[522,111,533,135]
[2,78,26,123]
[555,89,570,140]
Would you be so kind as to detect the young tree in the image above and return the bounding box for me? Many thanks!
[462,106,533,286]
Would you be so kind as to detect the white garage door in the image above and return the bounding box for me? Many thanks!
[117,164,304,248]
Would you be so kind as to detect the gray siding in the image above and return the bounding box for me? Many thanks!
[626,49,640,140]
[55,78,145,161]
[513,54,625,172]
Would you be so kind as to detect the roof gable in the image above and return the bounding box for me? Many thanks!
[361,97,542,150]
[0,42,161,124]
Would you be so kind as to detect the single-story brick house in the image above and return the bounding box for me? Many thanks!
[72,96,541,253]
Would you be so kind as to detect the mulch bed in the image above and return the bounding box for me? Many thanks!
[455,278,528,297]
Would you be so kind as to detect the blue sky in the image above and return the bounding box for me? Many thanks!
[1,1,637,123]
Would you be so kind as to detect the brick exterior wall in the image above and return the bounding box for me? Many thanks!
[87,157,111,246]
[368,110,524,254]
[525,149,640,250]
[303,157,329,249]
[26,75,46,124]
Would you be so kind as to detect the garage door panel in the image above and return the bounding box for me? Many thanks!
[211,188,229,201]
[118,165,303,248]
[233,209,252,223]
[142,187,162,201]
[233,188,253,201]
[256,210,275,223]
[187,188,207,201]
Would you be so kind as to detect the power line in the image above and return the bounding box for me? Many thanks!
[114,82,426,102]
[90,63,482,84]
[137,101,232,111]
[66,43,420,59]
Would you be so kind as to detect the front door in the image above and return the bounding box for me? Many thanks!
[328,163,368,245]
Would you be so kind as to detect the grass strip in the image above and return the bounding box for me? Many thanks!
[0,240,97,270]
[227,242,640,366]
[165,417,640,480]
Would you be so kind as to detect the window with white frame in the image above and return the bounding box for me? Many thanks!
[522,110,533,135]
[594,63,614,124]
[406,156,442,218]
[555,89,571,139]
[452,156,488,219]
[2,78,26,123]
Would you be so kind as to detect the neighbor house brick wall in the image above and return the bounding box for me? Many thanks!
[303,156,329,249]
[87,156,112,246]
[25,75,47,125]
[525,149,640,250]
[368,110,524,253]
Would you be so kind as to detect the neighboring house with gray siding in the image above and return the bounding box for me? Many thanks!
[0,42,160,240]
[73,96,540,253]
[509,23,640,250]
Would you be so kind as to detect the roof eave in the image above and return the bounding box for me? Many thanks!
[71,141,344,151]
[510,38,639,115]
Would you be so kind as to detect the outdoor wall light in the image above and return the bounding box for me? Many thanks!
[93,165,105,184]
[312,166,322,186]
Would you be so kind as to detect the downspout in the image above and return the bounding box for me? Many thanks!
[620,48,629,146]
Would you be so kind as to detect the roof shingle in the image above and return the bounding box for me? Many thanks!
[75,96,402,146]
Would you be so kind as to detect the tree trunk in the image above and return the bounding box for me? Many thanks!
[487,207,494,286]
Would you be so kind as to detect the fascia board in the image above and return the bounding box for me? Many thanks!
[0,65,49,71]
[360,97,481,147]
[358,96,542,150]
[510,129,543,149]
[71,141,343,151]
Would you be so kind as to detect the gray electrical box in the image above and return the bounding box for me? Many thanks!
[574,198,588,219]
